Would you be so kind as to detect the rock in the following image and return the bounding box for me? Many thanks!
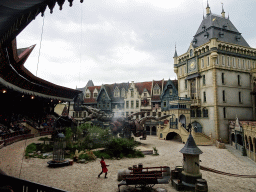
[37,151,41,154]
[78,159,86,163]
[28,153,34,156]
[117,157,121,160]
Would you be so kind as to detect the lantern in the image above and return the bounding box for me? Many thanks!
[48,132,69,167]
[53,132,66,162]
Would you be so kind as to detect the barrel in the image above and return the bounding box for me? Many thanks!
[175,166,183,172]
[162,167,170,176]
[171,170,179,179]
[196,179,208,192]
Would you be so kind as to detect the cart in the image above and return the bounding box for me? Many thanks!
[118,165,170,192]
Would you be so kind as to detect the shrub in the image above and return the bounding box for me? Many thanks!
[79,153,90,160]
[105,137,140,158]
[93,150,111,159]
[25,143,37,155]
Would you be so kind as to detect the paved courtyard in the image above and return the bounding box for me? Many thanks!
[0,136,256,192]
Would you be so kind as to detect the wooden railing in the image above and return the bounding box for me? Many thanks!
[0,174,68,192]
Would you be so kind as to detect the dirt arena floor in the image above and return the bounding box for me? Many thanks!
[0,135,256,192]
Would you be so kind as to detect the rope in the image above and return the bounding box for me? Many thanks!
[200,165,256,178]
[36,15,45,76]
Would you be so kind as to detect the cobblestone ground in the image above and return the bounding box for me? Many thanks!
[0,136,256,192]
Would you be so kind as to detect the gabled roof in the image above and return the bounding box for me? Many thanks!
[84,86,101,104]
[160,79,178,100]
[192,13,249,48]
[135,81,152,95]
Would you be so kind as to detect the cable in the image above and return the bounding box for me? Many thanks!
[36,15,45,77]
[78,4,83,86]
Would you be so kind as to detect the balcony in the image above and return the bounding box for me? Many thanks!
[191,99,201,107]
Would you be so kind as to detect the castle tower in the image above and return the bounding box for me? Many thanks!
[173,2,256,142]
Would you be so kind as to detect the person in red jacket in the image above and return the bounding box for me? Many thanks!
[98,156,109,178]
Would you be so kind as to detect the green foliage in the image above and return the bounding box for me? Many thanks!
[65,127,73,148]
[105,137,141,158]
[153,147,159,156]
[25,143,37,155]
[78,124,112,150]
[93,150,111,159]
[79,153,90,161]
[25,142,53,157]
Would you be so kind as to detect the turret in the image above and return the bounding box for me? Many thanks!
[173,45,178,74]
[206,0,210,15]
[221,3,225,18]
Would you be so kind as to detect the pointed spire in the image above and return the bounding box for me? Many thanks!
[180,132,203,155]
[221,3,225,18]
[228,12,229,19]
[174,43,178,58]
[206,0,210,15]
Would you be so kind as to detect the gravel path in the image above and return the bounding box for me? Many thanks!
[0,136,256,192]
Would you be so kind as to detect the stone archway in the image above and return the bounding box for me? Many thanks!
[236,134,243,146]
[179,114,186,128]
[192,121,203,133]
[166,132,182,142]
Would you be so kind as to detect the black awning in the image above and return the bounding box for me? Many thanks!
[185,73,201,80]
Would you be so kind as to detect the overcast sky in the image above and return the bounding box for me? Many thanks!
[17,0,256,89]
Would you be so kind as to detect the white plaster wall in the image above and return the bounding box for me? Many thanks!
[218,106,253,141]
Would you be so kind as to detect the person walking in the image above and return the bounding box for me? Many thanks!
[98,156,109,178]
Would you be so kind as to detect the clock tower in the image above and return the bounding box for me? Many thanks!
[173,2,256,142]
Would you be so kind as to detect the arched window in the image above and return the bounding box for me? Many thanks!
[203,108,208,117]
[191,110,195,118]
[192,121,203,133]
[196,108,201,117]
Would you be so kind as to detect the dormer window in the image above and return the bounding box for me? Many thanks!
[121,88,125,97]
[153,89,160,95]
[219,32,224,38]
[169,89,173,95]
[86,93,90,98]
[93,93,98,98]
[144,92,147,97]
[114,88,119,97]
[204,32,209,38]
[202,26,206,31]
[193,38,197,45]
[190,49,193,57]
[223,24,227,29]
[236,35,241,42]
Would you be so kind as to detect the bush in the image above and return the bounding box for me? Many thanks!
[93,150,111,159]
[105,137,141,158]
[25,143,37,155]
[79,153,90,161]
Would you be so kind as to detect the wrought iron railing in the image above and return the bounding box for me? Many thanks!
[0,174,68,192]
